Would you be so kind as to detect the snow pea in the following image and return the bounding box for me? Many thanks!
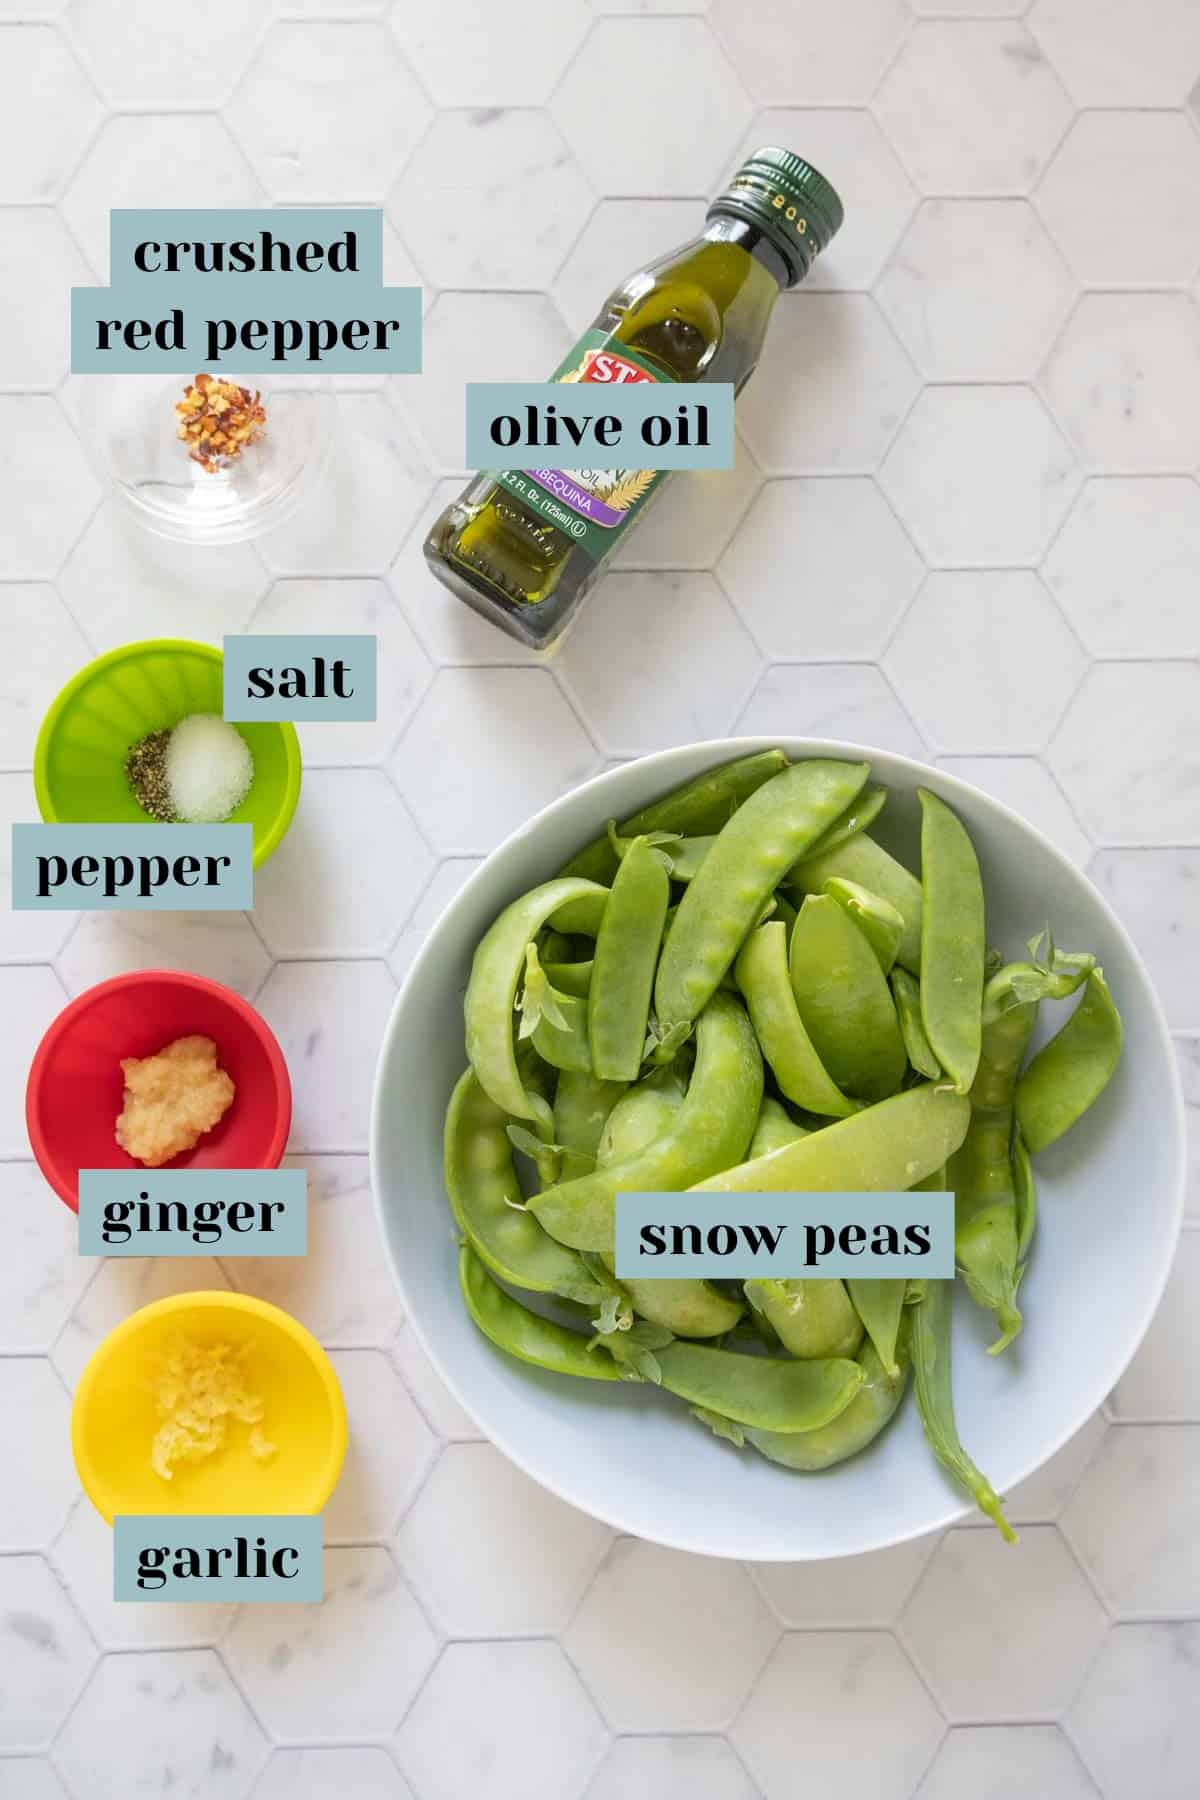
[691,1081,970,1195]
[459,1245,622,1381]
[824,877,904,973]
[597,1073,683,1164]
[552,1069,626,1182]
[445,1070,610,1306]
[736,920,860,1118]
[788,894,907,1103]
[664,835,716,882]
[846,1277,906,1380]
[589,835,670,1081]
[521,946,593,1074]
[917,790,985,1096]
[543,959,592,997]
[465,876,609,1136]
[801,783,889,861]
[561,748,790,884]
[531,991,763,1253]
[790,832,923,973]
[1013,1130,1036,1266]
[654,760,871,1049]
[638,1340,864,1433]
[744,1277,863,1359]
[597,1078,742,1340]
[655,791,884,887]
[955,947,1097,1349]
[909,1271,1014,1540]
[1015,969,1123,1154]
[891,966,940,1079]
[748,1097,811,1159]
[745,1330,909,1472]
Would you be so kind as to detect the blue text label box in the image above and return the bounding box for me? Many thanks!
[115,1516,322,1602]
[466,381,735,470]
[613,1191,955,1280]
[109,209,385,282]
[79,1169,307,1256]
[11,824,252,911]
[72,208,420,374]
[223,635,377,723]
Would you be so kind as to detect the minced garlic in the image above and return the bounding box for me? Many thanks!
[149,1336,276,1482]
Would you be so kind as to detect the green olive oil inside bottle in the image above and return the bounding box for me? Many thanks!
[424,147,843,650]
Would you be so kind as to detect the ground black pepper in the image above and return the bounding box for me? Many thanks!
[126,729,176,822]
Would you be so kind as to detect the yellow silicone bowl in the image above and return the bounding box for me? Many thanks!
[33,639,301,868]
[71,1291,347,1524]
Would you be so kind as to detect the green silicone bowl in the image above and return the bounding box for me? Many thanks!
[34,640,301,867]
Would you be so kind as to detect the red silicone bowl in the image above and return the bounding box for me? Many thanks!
[26,971,291,1211]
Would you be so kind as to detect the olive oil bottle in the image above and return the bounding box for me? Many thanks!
[424,147,843,650]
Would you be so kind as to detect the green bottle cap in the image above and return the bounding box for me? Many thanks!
[709,147,844,285]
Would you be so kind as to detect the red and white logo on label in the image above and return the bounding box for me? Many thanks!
[577,348,656,386]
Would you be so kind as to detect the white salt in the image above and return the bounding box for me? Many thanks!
[165,713,254,823]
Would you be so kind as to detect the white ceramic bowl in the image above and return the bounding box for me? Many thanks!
[371,739,1184,1560]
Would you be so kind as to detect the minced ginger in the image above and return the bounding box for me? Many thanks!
[150,1336,276,1482]
[116,1034,235,1168]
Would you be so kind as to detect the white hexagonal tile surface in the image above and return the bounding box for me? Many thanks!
[67,0,265,106]
[1067,1622,1200,1799]
[877,200,1073,381]
[1061,1425,1200,1616]
[738,295,919,474]
[719,476,923,660]
[253,1748,414,1800]
[226,22,432,202]
[1037,111,1200,287]
[1042,478,1200,660]
[566,1538,777,1732]
[1048,662,1200,846]
[556,572,761,756]
[395,1441,610,1635]
[393,0,591,107]
[61,113,261,275]
[0,210,92,390]
[585,1736,759,1800]
[902,1526,1106,1720]
[0,398,99,579]
[711,0,910,105]
[875,21,1072,197]
[914,1726,1099,1800]
[733,1630,944,1800]
[392,666,596,853]
[226,1547,437,1741]
[391,111,592,291]
[222,1156,403,1347]
[396,1639,609,1800]
[1041,293,1200,472]
[879,387,1079,567]
[1090,850,1200,1033]
[1111,1232,1200,1422]
[0,26,103,203]
[0,1557,95,1752]
[1031,0,1200,106]
[255,960,397,1152]
[886,572,1084,753]
[56,1649,266,1796]
[0,1361,77,1549]
[552,18,751,195]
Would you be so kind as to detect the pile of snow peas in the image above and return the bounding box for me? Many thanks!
[446,750,1123,1537]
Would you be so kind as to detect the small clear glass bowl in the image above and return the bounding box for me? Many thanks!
[82,375,336,546]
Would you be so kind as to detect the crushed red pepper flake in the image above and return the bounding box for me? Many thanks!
[176,373,266,472]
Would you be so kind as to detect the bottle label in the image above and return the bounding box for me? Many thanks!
[491,329,675,559]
